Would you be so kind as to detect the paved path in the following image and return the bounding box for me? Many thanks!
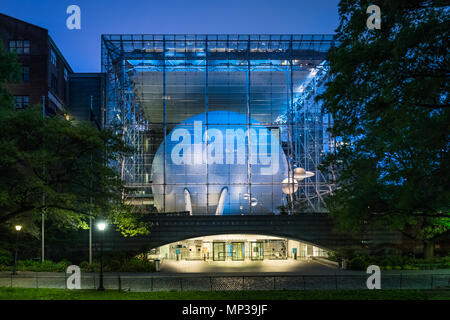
[1,260,448,291]
[158,259,450,276]
[158,259,339,275]
[0,268,449,291]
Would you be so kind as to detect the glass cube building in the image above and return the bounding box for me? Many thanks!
[101,34,336,215]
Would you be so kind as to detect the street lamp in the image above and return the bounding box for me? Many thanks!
[97,221,106,291]
[97,222,106,231]
[12,225,22,275]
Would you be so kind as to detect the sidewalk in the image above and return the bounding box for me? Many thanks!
[0,264,449,291]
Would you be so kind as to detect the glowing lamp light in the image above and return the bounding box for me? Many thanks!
[97,222,106,231]
[15,225,22,231]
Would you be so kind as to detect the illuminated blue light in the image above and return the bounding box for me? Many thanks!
[151,111,289,215]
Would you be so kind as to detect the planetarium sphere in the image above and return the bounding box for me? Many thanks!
[151,111,289,215]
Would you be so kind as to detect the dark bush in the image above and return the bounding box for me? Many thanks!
[348,256,367,270]
[0,248,13,265]
[119,257,155,272]
[13,259,72,272]
[79,261,89,269]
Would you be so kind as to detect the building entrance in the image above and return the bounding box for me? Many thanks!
[213,242,226,261]
[251,242,264,260]
[148,234,330,262]
[231,242,245,261]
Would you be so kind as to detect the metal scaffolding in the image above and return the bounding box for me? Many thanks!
[101,34,336,214]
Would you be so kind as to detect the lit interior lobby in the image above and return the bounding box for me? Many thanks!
[148,234,329,262]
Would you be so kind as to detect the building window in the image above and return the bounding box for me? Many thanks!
[50,49,57,66]
[22,66,30,82]
[9,40,30,54]
[14,96,29,109]
[64,68,68,81]
[51,74,58,92]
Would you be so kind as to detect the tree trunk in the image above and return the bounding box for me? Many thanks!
[423,240,434,259]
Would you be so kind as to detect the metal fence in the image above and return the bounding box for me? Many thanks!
[0,273,449,291]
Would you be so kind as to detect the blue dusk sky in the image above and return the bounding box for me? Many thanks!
[0,0,340,72]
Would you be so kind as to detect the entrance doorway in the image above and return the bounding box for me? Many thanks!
[231,242,245,261]
[213,242,226,261]
[149,234,331,263]
[251,242,264,260]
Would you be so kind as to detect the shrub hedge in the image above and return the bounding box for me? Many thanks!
[346,255,450,271]
[0,255,155,273]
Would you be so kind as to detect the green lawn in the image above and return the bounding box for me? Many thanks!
[0,288,449,300]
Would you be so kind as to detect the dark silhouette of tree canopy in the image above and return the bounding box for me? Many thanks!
[319,0,449,258]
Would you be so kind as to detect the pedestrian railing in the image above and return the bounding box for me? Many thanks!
[0,273,449,291]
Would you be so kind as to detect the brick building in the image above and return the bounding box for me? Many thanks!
[0,13,104,125]
[0,13,73,116]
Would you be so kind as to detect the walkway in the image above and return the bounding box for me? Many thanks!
[159,259,339,275]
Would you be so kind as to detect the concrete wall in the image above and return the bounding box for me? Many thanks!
[95,214,402,254]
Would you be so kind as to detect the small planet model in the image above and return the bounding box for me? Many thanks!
[293,167,315,180]
[281,177,298,194]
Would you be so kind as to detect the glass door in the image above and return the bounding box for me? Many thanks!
[213,242,226,261]
[251,242,264,260]
[231,242,245,261]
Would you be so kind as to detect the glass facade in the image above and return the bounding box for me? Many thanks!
[102,34,336,215]
[147,234,329,261]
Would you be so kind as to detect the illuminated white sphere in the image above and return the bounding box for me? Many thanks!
[281,177,298,194]
[151,111,289,214]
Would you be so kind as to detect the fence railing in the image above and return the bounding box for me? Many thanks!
[0,273,449,291]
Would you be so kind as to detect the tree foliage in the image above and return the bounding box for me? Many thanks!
[0,45,148,237]
[319,0,449,256]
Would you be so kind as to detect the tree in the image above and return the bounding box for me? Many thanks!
[0,44,148,237]
[0,41,20,106]
[319,0,449,258]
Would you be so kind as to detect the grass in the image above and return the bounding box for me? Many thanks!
[0,287,449,300]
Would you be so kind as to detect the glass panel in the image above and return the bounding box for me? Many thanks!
[23,67,29,82]
[231,242,245,261]
[166,68,205,123]
[213,242,225,261]
[251,242,264,260]
[265,240,287,260]
[102,35,335,214]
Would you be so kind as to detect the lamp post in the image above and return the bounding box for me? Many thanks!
[97,221,106,291]
[12,225,22,275]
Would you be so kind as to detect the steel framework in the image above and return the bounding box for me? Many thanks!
[101,34,336,214]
